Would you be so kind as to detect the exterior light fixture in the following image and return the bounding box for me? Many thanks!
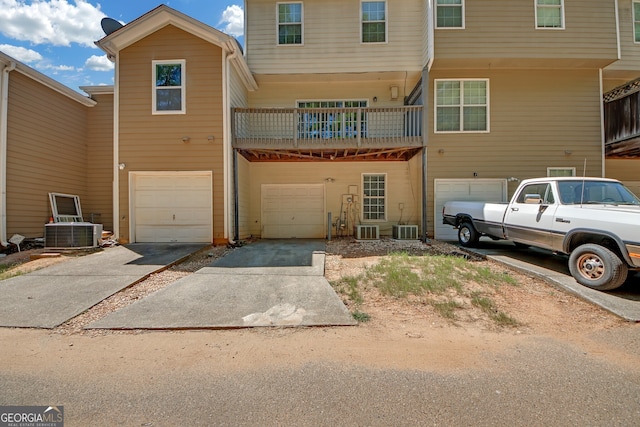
[118,163,126,170]
[182,136,190,143]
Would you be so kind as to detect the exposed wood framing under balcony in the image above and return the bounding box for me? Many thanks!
[236,146,422,162]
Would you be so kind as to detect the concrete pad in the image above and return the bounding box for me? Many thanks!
[464,239,640,322]
[88,274,356,329]
[0,243,206,328]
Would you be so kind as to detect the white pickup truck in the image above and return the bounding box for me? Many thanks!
[443,177,640,291]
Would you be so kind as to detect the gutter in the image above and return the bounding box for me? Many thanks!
[0,61,17,246]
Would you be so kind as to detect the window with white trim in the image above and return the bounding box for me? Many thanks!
[547,167,575,177]
[634,1,640,42]
[535,0,564,29]
[361,1,387,43]
[278,2,303,45]
[436,0,464,28]
[362,174,386,221]
[153,60,185,114]
[435,79,488,133]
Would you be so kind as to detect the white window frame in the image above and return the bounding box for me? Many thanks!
[434,79,490,134]
[547,167,576,177]
[535,0,565,30]
[277,2,304,46]
[152,59,186,115]
[362,173,387,222]
[435,0,465,29]
[634,0,640,43]
[361,1,388,44]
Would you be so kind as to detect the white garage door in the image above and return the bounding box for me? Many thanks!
[262,184,325,238]
[133,172,212,243]
[434,179,507,241]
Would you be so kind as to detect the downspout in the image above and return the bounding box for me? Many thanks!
[224,43,239,244]
[0,61,17,246]
[421,68,428,242]
[112,53,120,241]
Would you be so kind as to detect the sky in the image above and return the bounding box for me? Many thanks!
[0,0,244,91]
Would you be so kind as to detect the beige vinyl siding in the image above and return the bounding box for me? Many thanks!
[118,25,224,243]
[6,72,88,238]
[248,78,416,107]
[229,64,248,108]
[245,159,422,238]
[246,0,423,75]
[434,0,618,69]
[426,68,604,236]
[605,159,640,182]
[604,0,640,79]
[85,93,114,231]
[422,0,433,68]
[237,155,252,239]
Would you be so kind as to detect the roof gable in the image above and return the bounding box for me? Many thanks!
[95,5,256,91]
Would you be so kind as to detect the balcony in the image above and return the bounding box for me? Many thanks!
[232,106,424,161]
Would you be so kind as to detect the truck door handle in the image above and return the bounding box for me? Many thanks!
[511,207,519,212]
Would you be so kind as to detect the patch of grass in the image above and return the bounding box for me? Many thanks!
[331,276,364,305]
[0,264,22,281]
[352,311,371,323]
[430,299,462,320]
[471,292,520,327]
[331,252,521,327]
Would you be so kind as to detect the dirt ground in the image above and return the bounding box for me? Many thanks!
[0,238,636,373]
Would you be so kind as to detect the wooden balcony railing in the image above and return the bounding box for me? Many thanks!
[232,106,423,150]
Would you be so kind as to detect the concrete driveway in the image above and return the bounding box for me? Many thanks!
[460,239,640,321]
[88,239,356,329]
[0,243,206,328]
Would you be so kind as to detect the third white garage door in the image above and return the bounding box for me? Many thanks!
[133,172,212,243]
[434,179,507,241]
[261,184,325,238]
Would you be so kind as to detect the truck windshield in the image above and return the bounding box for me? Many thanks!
[558,180,640,205]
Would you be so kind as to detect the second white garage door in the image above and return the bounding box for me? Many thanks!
[434,179,507,241]
[132,172,212,243]
[262,184,325,238]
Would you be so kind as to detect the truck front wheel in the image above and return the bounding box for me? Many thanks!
[568,244,628,291]
[458,221,480,248]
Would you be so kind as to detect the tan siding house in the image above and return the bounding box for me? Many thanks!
[2,0,638,247]
[0,52,96,244]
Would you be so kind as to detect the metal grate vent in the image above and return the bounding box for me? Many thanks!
[393,225,418,240]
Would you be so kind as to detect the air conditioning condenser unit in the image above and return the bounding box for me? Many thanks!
[45,223,102,249]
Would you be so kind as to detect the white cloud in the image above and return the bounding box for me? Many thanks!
[219,4,243,37]
[84,54,113,72]
[0,43,42,63]
[0,0,106,47]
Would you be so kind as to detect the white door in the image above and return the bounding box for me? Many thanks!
[434,179,507,241]
[132,172,212,243]
[261,184,325,238]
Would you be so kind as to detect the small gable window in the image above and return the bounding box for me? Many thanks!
[153,60,186,114]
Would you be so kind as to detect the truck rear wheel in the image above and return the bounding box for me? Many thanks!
[458,221,480,248]
[568,244,628,291]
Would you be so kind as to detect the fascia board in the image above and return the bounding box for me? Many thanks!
[0,52,96,107]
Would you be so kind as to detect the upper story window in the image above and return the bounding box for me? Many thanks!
[535,0,564,29]
[153,60,185,114]
[634,1,640,42]
[361,1,387,43]
[436,0,464,29]
[435,79,489,133]
[278,2,303,45]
